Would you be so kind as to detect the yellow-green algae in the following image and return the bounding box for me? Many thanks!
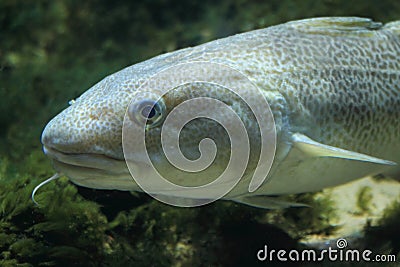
[356,186,374,215]
[1,0,400,266]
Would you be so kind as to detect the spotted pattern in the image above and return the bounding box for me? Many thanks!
[42,17,400,187]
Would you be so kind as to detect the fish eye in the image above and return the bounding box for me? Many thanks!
[128,99,166,128]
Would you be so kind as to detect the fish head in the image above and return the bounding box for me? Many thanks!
[41,71,137,190]
[41,60,273,197]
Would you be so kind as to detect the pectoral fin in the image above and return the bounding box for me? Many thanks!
[249,133,397,195]
[292,133,396,166]
[232,195,309,209]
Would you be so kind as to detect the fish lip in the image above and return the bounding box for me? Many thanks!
[42,145,145,191]
[43,145,125,171]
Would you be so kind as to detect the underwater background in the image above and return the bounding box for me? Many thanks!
[1,0,400,266]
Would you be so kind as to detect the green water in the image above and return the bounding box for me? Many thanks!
[1,0,399,266]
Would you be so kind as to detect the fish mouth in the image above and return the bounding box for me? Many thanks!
[42,146,246,198]
[42,145,139,190]
[43,145,125,172]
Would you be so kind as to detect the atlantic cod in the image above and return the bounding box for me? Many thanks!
[37,17,400,208]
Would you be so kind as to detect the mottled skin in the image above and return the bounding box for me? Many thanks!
[41,17,400,201]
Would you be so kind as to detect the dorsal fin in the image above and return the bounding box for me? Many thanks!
[286,17,382,36]
[383,20,400,36]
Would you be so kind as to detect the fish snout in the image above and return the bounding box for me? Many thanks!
[41,118,75,155]
[41,112,91,155]
[41,108,124,160]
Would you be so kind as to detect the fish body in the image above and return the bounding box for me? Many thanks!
[40,17,400,207]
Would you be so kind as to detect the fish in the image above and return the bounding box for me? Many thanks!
[36,17,400,208]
